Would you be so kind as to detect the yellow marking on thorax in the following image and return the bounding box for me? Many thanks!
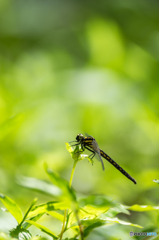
[84,139,93,143]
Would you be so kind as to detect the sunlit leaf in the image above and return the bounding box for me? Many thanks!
[68,206,109,227]
[65,142,74,157]
[86,157,94,165]
[101,217,143,228]
[0,194,23,224]
[26,220,58,239]
[47,211,64,222]
[20,198,37,226]
[22,213,44,229]
[66,143,90,162]
[68,195,115,227]
[28,201,69,219]
[126,204,159,212]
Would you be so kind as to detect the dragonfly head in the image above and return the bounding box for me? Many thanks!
[76,133,84,142]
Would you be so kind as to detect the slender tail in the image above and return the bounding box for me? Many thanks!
[100,150,137,184]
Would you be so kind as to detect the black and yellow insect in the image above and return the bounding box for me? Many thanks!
[71,134,137,184]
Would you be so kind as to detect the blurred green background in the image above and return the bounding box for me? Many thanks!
[0,0,159,239]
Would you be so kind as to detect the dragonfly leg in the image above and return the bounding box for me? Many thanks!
[68,140,78,143]
[85,146,105,170]
[88,153,95,159]
[70,143,80,147]
[74,151,84,156]
[71,142,85,155]
[84,146,96,159]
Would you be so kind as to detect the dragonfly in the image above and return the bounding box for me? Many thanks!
[70,134,137,184]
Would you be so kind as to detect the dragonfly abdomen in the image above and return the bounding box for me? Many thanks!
[100,150,137,184]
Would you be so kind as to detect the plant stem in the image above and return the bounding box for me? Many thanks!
[69,160,77,187]
[75,210,84,240]
[60,161,77,240]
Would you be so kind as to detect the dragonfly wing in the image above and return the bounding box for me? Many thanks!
[85,132,93,138]
[92,139,105,171]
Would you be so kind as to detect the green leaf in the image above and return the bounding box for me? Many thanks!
[28,201,69,219]
[86,156,94,165]
[82,216,143,237]
[68,205,109,228]
[30,237,48,240]
[44,164,77,210]
[9,226,32,240]
[82,219,106,237]
[18,176,62,197]
[66,143,90,162]
[18,231,31,240]
[63,239,78,240]
[80,204,109,219]
[103,204,130,218]
[26,220,58,239]
[126,204,159,212]
[22,213,44,229]
[65,142,74,158]
[47,211,64,222]
[20,198,37,226]
[0,194,23,224]
[101,216,143,228]
[78,195,115,208]
[68,195,115,227]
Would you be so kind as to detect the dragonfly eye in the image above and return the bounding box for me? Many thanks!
[76,133,83,141]
[76,135,79,141]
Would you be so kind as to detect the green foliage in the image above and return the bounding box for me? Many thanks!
[0,197,37,240]
[44,163,77,205]
[18,176,62,197]
[1,144,159,240]
[1,1,159,239]
[25,221,58,239]
[65,143,93,165]
[0,195,23,224]
[9,227,32,240]
[126,204,159,212]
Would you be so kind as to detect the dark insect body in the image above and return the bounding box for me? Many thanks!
[70,134,137,184]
